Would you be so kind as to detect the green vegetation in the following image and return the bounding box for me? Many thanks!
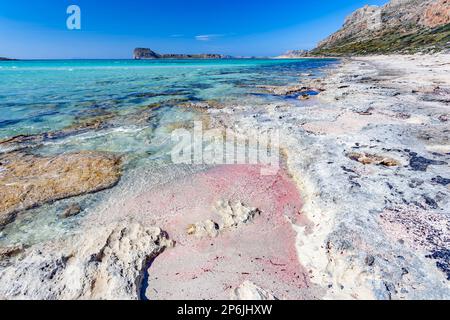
[312,24,450,56]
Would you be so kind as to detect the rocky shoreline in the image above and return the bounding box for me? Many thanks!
[0,55,448,300]
[214,54,450,299]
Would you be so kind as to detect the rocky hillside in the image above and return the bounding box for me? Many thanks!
[133,48,228,59]
[277,50,310,58]
[312,0,450,55]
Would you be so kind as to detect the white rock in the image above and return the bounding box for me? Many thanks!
[231,281,277,300]
[187,220,220,238]
[216,200,260,229]
[0,223,173,300]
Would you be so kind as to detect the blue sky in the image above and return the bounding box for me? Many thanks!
[0,0,388,59]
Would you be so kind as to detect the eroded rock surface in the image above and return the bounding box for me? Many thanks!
[0,151,121,227]
[0,223,173,300]
[187,220,220,238]
[347,152,400,167]
[215,54,450,299]
[216,200,261,229]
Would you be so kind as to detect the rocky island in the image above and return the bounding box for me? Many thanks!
[133,48,230,60]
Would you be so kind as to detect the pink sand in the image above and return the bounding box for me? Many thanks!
[93,164,315,299]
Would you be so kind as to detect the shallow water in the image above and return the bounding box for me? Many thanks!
[0,58,338,246]
[0,59,337,138]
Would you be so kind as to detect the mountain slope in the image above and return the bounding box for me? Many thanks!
[312,0,450,55]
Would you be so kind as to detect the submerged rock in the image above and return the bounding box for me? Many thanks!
[0,223,173,300]
[60,203,82,219]
[0,151,122,227]
[258,85,313,96]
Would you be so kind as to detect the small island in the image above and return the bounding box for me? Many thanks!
[133,48,231,60]
[0,57,16,61]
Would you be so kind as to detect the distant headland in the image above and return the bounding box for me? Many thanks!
[0,57,16,61]
[133,48,232,60]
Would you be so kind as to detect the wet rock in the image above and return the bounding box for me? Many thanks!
[347,152,400,167]
[356,107,374,116]
[438,114,448,122]
[230,281,277,300]
[0,151,122,227]
[409,178,425,188]
[0,114,116,153]
[426,249,450,280]
[0,223,174,300]
[258,85,307,96]
[181,100,225,111]
[298,94,310,101]
[0,245,24,260]
[431,176,450,186]
[365,255,375,267]
[422,195,439,209]
[395,112,411,120]
[258,85,322,96]
[215,201,261,229]
[408,152,447,171]
[60,203,82,219]
[187,220,220,238]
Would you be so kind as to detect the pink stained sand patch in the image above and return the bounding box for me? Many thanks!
[91,164,316,299]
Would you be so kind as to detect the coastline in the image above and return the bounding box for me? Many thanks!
[0,54,448,300]
[213,54,450,299]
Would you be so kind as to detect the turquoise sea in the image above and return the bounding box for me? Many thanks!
[0,59,337,138]
[0,58,337,245]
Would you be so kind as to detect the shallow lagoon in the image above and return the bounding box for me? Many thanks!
[0,58,338,246]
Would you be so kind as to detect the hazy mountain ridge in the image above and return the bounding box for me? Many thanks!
[312,0,450,55]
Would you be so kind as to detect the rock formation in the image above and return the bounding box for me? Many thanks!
[0,223,174,300]
[215,200,261,229]
[133,48,228,60]
[312,0,450,55]
[0,151,122,227]
[133,48,160,59]
[277,50,310,58]
[186,201,261,238]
